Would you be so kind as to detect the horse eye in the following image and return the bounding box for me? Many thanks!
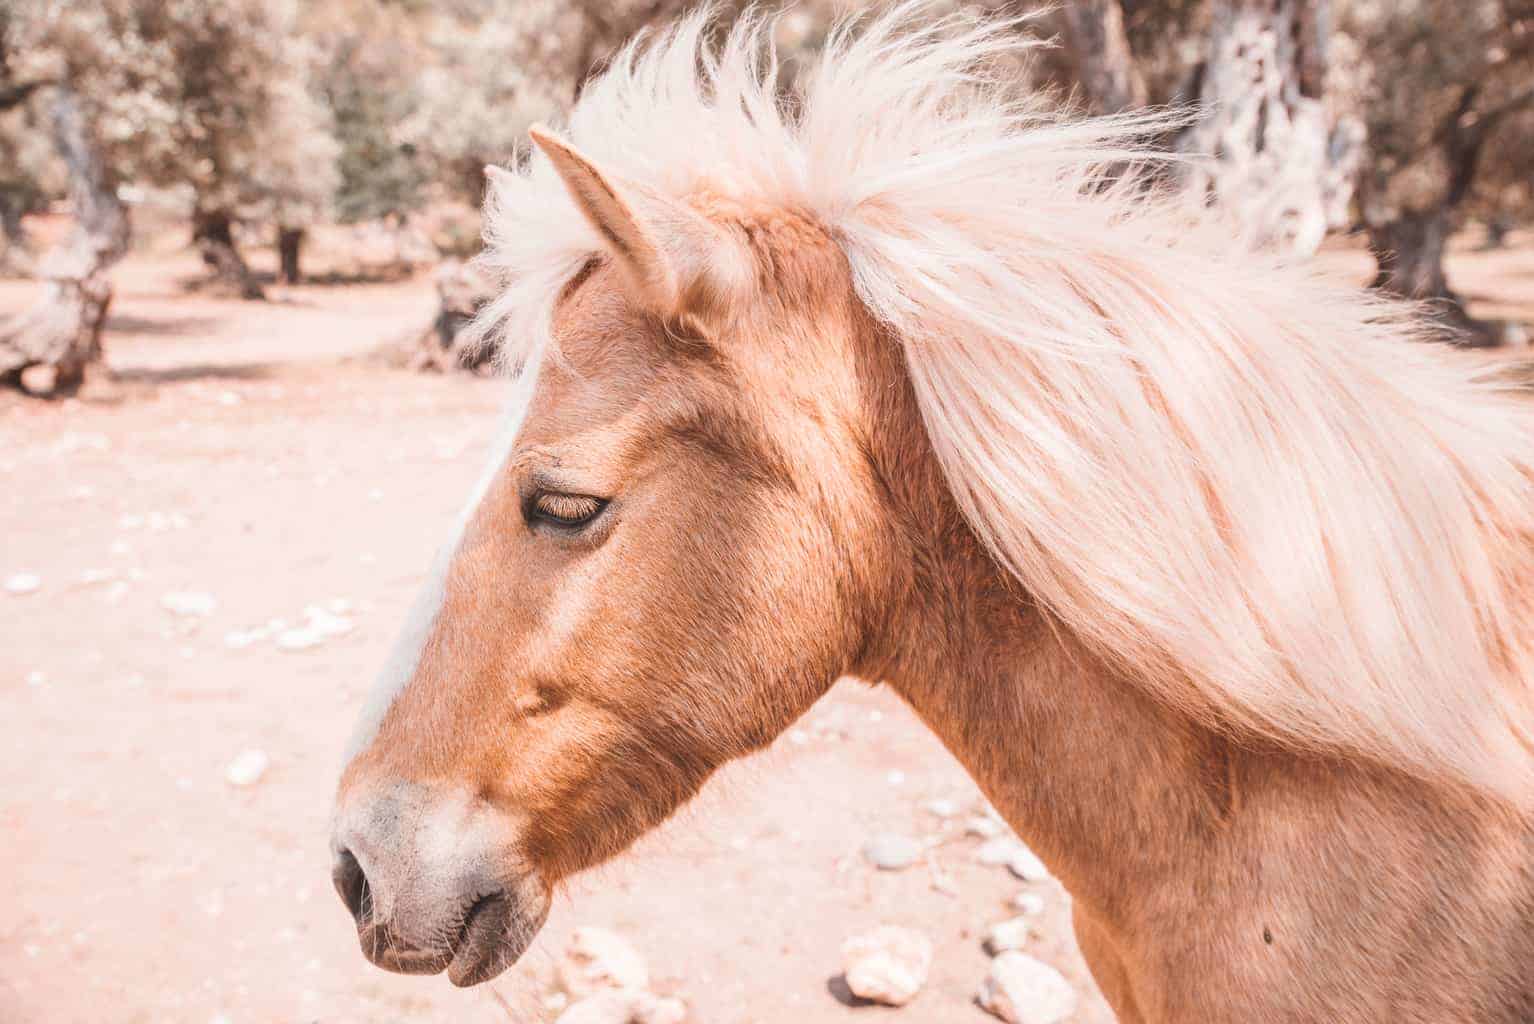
[528,492,606,529]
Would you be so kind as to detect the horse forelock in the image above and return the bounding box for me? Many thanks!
[468,0,1534,803]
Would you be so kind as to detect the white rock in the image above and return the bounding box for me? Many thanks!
[275,627,325,652]
[863,833,922,871]
[276,606,355,651]
[555,990,685,1024]
[1010,892,1046,916]
[4,573,40,595]
[223,627,268,650]
[924,798,959,819]
[225,749,269,787]
[26,670,46,688]
[556,926,649,999]
[976,838,1023,866]
[976,838,1051,882]
[965,816,1004,839]
[840,925,933,1006]
[304,605,354,638]
[978,952,1077,1024]
[984,916,1032,955]
[161,591,217,617]
[1005,845,1051,883]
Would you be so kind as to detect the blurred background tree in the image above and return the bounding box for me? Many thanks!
[1342,0,1534,325]
[2,0,1532,392]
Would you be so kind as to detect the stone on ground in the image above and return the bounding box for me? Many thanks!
[161,591,217,617]
[984,916,1032,955]
[224,749,269,787]
[840,925,933,1007]
[1010,891,1046,916]
[862,833,922,871]
[557,926,650,999]
[978,952,1077,1024]
[1005,845,1051,882]
[555,990,685,1024]
[976,838,1051,882]
[965,816,1004,839]
[4,572,41,595]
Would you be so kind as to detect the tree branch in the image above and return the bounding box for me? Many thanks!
[0,78,53,111]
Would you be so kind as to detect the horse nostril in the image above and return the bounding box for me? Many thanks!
[332,847,373,926]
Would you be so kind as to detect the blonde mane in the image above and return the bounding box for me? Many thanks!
[474,3,1534,801]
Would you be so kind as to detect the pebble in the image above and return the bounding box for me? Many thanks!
[965,816,1005,839]
[225,749,270,787]
[862,833,922,871]
[555,990,685,1024]
[4,573,40,595]
[224,628,268,650]
[924,799,959,819]
[1010,892,1046,916]
[976,838,1023,866]
[26,670,46,688]
[976,839,1051,882]
[275,605,354,651]
[840,925,933,1006]
[556,926,650,999]
[161,591,217,617]
[1005,845,1051,883]
[984,916,1032,955]
[978,952,1077,1024]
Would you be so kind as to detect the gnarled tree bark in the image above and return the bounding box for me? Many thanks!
[1178,0,1362,257]
[1053,0,1147,114]
[0,84,128,396]
[192,207,265,300]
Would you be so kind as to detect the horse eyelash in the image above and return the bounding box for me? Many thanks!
[528,492,605,527]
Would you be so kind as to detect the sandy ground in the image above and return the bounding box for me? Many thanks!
[2,231,1531,1024]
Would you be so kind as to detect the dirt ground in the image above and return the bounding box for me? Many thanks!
[2,231,1532,1024]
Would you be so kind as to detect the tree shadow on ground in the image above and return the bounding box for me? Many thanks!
[105,313,221,337]
[108,361,274,385]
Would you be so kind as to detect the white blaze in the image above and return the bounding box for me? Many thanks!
[343,373,538,763]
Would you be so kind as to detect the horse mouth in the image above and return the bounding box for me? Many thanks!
[354,889,545,987]
[446,893,523,987]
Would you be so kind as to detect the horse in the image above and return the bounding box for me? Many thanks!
[329,5,1534,1020]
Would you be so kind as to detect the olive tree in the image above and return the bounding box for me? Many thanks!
[0,2,129,395]
[1341,0,1534,326]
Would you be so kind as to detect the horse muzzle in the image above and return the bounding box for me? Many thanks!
[329,783,550,986]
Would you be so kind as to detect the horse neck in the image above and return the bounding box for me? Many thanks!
[847,319,1229,927]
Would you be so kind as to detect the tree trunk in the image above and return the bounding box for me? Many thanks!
[0,84,129,396]
[0,193,31,275]
[1054,0,1146,114]
[192,208,265,300]
[1368,209,1455,302]
[1482,215,1513,251]
[1366,208,1501,343]
[411,258,497,373]
[1177,0,1362,257]
[278,226,304,284]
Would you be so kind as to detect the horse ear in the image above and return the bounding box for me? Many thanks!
[527,124,751,327]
